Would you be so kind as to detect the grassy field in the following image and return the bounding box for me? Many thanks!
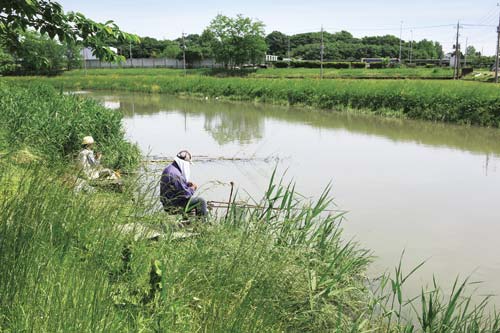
[7,71,500,127]
[1,80,500,332]
[65,66,455,79]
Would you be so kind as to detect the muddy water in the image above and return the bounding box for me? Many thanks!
[89,91,500,303]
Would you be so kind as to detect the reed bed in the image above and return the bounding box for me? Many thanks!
[1,160,499,332]
[6,73,500,127]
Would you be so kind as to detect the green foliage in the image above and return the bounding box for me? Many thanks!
[205,14,267,67]
[265,30,289,57]
[288,61,351,68]
[1,161,499,332]
[0,0,139,62]
[19,72,500,127]
[8,31,67,76]
[323,62,350,69]
[158,41,182,59]
[291,60,323,68]
[0,81,139,170]
[369,62,387,69]
[351,62,366,68]
[279,31,444,61]
[273,61,289,68]
[0,46,16,74]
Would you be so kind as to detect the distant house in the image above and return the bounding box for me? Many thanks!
[265,54,278,62]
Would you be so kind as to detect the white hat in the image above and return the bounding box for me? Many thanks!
[82,136,94,145]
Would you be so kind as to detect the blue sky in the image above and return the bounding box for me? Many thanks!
[59,0,500,55]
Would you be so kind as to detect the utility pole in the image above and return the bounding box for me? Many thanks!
[287,36,291,65]
[129,42,133,67]
[409,30,413,64]
[454,21,460,80]
[182,31,187,76]
[320,26,324,79]
[399,21,403,63]
[83,47,87,75]
[495,12,500,83]
[464,37,468,67]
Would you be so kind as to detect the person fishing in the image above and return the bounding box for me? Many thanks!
[160,150,207,217]
[78,136,119,180]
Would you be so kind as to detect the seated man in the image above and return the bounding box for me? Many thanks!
[78,136,118,180]
[160,150,207,217]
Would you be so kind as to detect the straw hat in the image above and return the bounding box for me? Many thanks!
[82,136,95,145]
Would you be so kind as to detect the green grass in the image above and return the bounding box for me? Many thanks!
[6,72,500,127]
[0,81,140,171]
[250,67,455,79]
[63,66,455,79]
[1,159,499,332]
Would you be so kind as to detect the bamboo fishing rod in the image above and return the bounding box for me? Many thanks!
[207,200,348,214]
[142,155,281,164]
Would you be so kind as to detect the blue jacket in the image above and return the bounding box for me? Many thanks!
[160,162,194,207]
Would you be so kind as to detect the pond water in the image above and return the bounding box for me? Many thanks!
[88,91,500,303]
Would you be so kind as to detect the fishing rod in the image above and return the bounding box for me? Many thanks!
[207,200,348,214]
[143,155,281,164]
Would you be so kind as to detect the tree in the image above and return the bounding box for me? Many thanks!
[175,33,212,62]
[0,0,138,61]
[265,31,288,57]
[64,40,82,70]
[205,14,267,68]
[0,46,16,74]
[13,31,66,75]
[159,41,181,59]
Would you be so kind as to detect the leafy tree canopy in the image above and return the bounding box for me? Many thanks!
[204,14,267,68]
[0,0,139,61]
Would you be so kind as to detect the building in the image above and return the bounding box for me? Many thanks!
[81,47,118,60]
[265,54,278,62]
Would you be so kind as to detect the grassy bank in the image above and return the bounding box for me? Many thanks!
[0,81,139,170]
[1,81,500,331]
[63,67,455,79]
[7,73,500,127]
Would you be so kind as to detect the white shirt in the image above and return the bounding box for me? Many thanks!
[78,148,100,179]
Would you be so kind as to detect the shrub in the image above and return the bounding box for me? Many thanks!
[291,60,321,68]
[274,61,289,68]
[351,62,366,69]
[369,62,387,69]
[323,62,350,69]
[425,64,436,68]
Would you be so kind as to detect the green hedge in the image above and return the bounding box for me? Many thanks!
[368,63,387,69]
[351,62,366,69]
[274,61,289,68]
[288,61,358,69]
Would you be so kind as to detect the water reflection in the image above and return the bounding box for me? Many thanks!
[96,92,500,157]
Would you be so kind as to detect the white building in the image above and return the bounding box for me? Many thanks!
[81,47,118,60]
[265,54,278,62]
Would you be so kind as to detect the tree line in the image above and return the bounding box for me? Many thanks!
[0,4,495,75]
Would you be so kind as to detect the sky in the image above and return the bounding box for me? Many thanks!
[59,0,500,55]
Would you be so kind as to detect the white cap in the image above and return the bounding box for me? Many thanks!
[82,136,94,145]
